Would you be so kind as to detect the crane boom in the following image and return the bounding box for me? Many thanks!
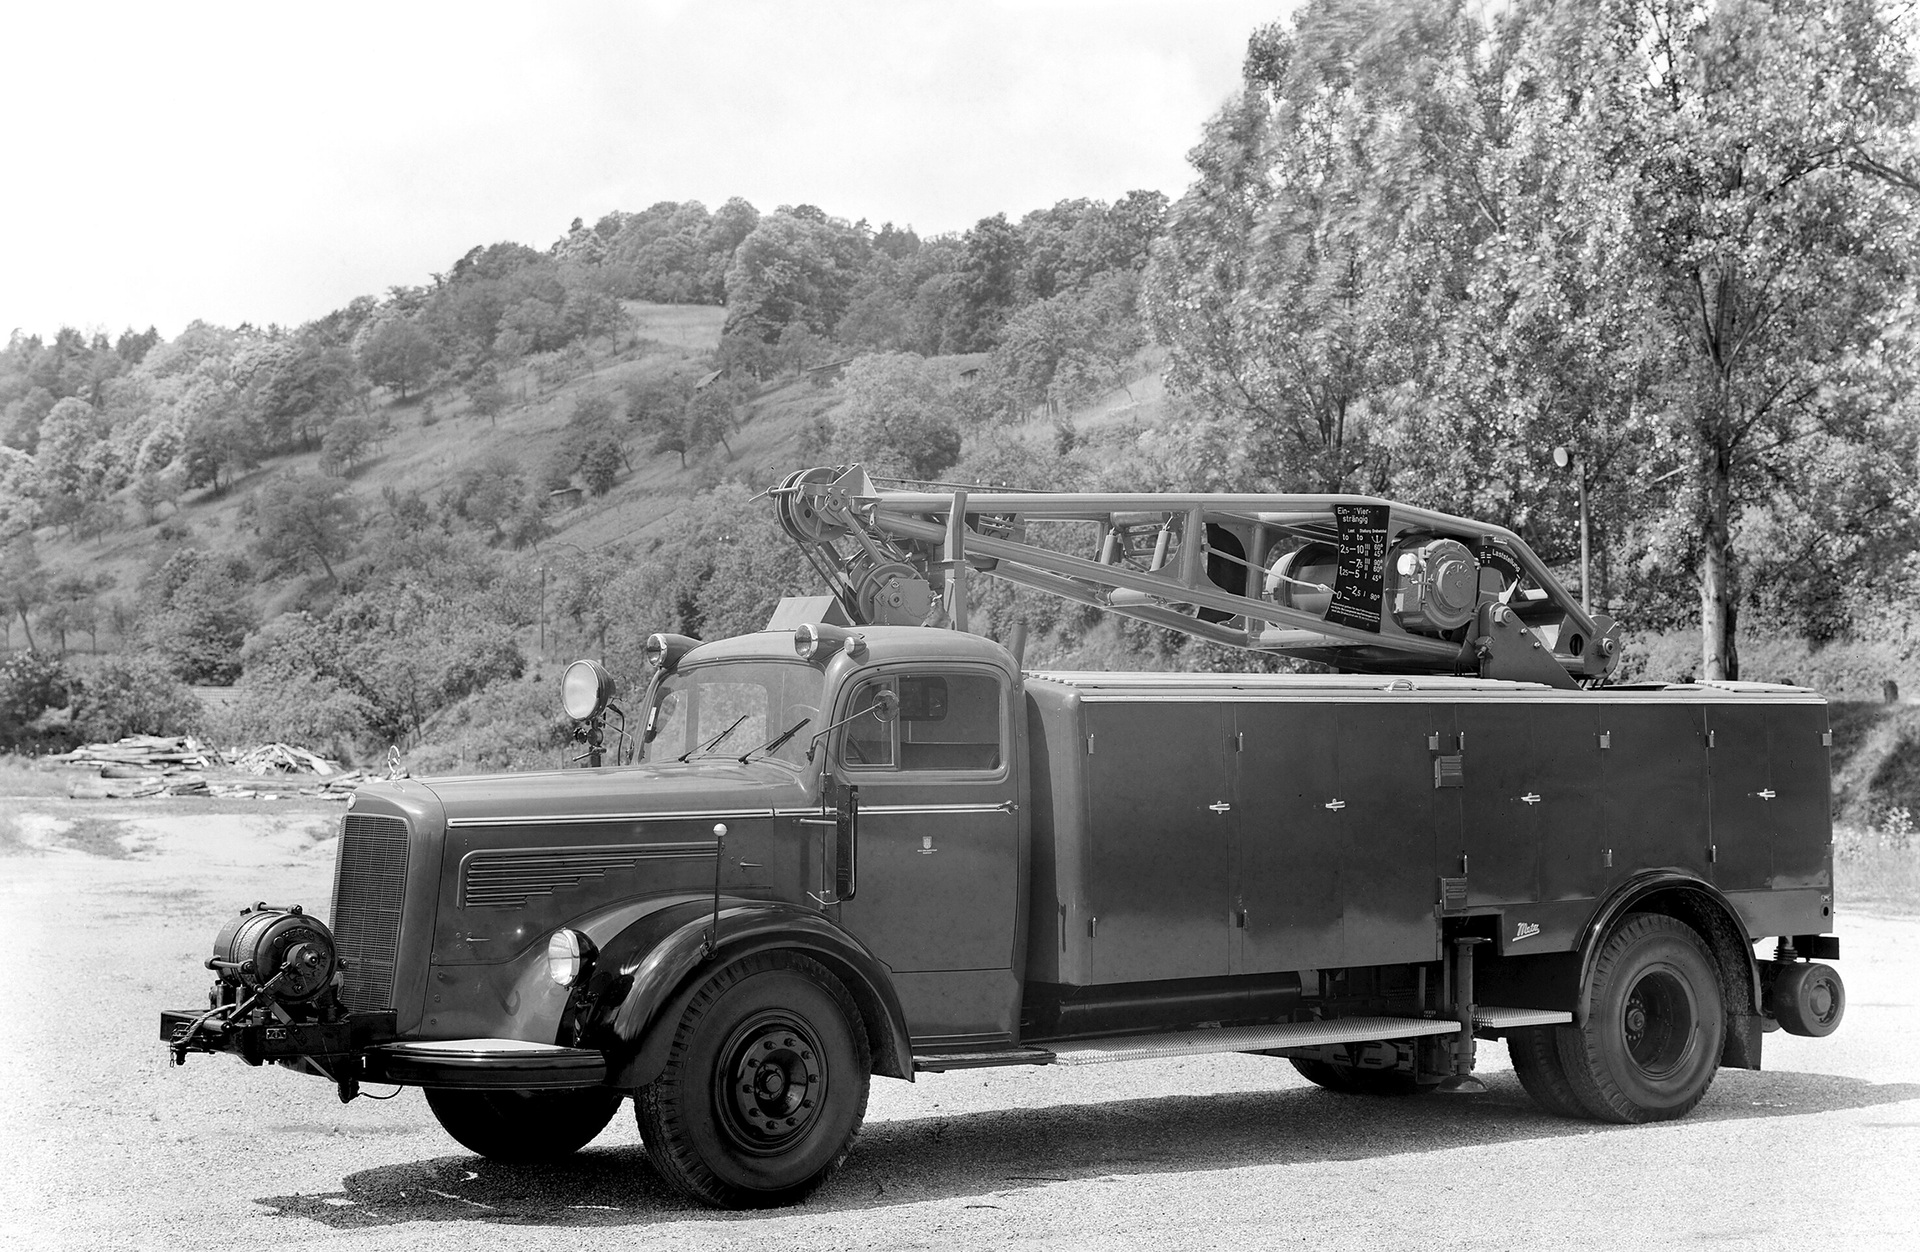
[770,465,1621,687]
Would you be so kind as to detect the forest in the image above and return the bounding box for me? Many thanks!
[4,0,1920,810]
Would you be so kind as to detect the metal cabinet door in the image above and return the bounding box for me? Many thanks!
[1083,700,1234,983]
[1602,703,1710,882]
[1232,701,1344,974]
[1337,702,1446,968]
[1531,701,1609,904]
[1770,704,1832,891]
[1450,703,1538,908]
[1706,703,1775,891]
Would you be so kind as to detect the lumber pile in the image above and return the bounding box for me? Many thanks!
[228,742,341,776]
[47,735,217,771]
[47,734,372,801]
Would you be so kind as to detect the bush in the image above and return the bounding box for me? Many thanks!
[195,672,370,759]
[70,656,203,742]
[0,651,74,750]
[408,667,573,774]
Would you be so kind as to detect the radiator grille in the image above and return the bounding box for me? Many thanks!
[332,814,409,1012]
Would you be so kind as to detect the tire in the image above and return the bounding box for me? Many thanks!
[1507,1025,1586,1118]
[1288,1055,1430,1096]
[1557,913,1725,1124]
[1770,962,1845,1037]
[637,951,870,1208]
[423,1086,623,1162]
[1289,1057,1361,1093]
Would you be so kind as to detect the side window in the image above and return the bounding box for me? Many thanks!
[843,680,896,767]
[843,672,1004,772]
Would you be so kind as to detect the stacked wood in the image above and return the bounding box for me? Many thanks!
[47,736,217,771]
[227,743,342,776]
[49,733,371,802]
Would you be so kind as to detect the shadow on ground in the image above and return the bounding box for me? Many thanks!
[255,1068,1920,1228]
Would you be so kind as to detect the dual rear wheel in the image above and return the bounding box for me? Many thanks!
[1512,912,1725,1123]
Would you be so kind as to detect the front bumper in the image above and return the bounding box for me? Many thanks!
[159,1008,606,1092]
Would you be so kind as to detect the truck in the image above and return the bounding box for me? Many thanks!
[163,465,1847,1209]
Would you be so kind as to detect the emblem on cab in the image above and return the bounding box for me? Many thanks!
[919,836,937,855]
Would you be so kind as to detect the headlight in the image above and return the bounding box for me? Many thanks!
[561,659,615,721]
[546,928,597,987]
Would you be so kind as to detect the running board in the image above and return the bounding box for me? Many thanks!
[1050,1016,1458,1067]
[911,1008,1573,1073]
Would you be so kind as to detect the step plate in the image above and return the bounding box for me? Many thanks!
[1051,1016,1459,1067]
[1472,1007,1573,1030]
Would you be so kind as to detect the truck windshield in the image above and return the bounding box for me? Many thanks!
[643,661,825,768]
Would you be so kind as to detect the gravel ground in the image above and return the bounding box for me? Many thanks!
[3,798,1917,1252]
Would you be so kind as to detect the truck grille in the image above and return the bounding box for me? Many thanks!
[332,814,409,1012]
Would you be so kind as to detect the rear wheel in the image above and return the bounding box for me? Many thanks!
[637,952,870,1208]
[1507,1025,1586,1118]
[423,1086,622,1161]
[1557,913,1725,1123]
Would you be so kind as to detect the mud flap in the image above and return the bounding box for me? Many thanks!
[1721,1011,1764,1070]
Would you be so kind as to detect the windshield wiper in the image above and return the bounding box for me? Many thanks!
[739,717,811,764]
[679,714,748,762]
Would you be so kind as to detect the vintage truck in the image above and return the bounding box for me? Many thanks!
[163,465,1846,1208]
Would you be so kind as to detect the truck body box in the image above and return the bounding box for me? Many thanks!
[1020,672,1832,996]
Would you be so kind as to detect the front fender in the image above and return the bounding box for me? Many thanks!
[583,899,913,1088]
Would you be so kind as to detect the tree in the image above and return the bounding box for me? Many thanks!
[138,548,258,683]
[2,535,47,650]
[321,414,378,477]
[1582,0,1920,678]
[251,474,358,581]
[359,317,438,400]
[828,354,963,481]
[465,367,508,427]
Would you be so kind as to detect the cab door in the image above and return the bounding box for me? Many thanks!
[830,666,1021,1044]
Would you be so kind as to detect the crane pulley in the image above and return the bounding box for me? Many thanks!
[770,464,1620,687]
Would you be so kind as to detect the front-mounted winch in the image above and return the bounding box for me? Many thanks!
[164,903,365,1100]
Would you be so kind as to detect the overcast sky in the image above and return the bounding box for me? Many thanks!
[0,1,1286,341]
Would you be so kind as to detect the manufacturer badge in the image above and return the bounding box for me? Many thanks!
[1513,921,1541,942]
[918,836,936,855]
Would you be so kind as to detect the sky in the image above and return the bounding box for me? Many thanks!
[0,0,1287,342]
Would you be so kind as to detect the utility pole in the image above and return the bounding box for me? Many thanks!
[1551,446,1590,613]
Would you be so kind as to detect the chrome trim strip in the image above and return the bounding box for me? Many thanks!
[446,808,780,829]
[859,803,1012,816]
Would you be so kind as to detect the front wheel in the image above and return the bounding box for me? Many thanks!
[1557,913,1725,1123]
[423,1086,623,1161]
[638,952,871,1208]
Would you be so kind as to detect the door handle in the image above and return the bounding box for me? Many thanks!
[1755,789,1776,800]
[1209,801,1231,813]
[1325,799,1346,811]
[1520,793,1542,805]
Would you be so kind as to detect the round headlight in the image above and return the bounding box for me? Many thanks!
[546,928,597,988]
[561,659,615,721]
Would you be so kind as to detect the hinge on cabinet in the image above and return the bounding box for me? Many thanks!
[1708,730,1717,748]
[1822,730,1833,747]
[1087,916,1098,938]
[1599,731,1611,749]
[1087,733,1095,755]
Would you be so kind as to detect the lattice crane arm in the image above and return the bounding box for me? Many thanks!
[769,465,1621,686]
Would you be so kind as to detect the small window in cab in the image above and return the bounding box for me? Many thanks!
[843,672,1003,772]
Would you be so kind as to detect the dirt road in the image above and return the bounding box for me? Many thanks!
[3,799,1916,1251]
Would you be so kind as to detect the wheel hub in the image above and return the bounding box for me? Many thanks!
[718,1011,827,1154]
[1622,967,1696,1079]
